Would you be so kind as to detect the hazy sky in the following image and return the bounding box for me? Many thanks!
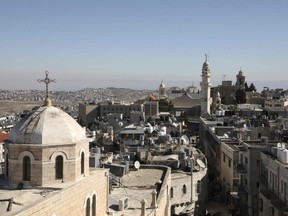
[0,0,287,91]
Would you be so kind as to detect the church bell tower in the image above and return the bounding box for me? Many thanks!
[200,54,212,116]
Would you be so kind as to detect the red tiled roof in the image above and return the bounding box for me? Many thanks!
[0,132,8,142]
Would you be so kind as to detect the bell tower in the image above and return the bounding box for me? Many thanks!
[236,68,245,89]
[200,54,212,116]
[159,80,167,100]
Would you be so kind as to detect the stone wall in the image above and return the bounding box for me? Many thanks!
[17,168,109,216]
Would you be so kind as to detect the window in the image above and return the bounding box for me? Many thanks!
[182,184,187,194]
[92,195,96,216]
[223,154,226,162]
[23,156,31,181]
[170,188,174,198]
[196,180,201,193]
[56,155,63,179]
[245,157,248,164]
[229,159,231,168]
[86,198,91,216]
[81,152,85,175]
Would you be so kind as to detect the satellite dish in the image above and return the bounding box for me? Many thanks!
[134,161,140,170]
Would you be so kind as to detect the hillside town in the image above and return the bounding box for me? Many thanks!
[1,57,288,216]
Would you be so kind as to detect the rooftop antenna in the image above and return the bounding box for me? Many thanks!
[38,71,56,106]
[223,74,227,81]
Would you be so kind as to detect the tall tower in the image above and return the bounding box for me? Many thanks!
[200,54,212,116]
[159,80,167,100]
[236,68,245,89]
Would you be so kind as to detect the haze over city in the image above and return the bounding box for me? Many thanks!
[1,0,288,91]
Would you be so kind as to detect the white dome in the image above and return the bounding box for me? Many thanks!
[8,106,86,145]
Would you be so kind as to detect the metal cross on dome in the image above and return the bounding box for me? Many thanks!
[37,71,56,99]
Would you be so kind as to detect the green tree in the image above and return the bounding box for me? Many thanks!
[245,82,249,91]
[249,83,257,92]
[235,88,247,104]
[159,99,173,112]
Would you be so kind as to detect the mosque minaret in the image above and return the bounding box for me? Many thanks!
[200,54,212,117]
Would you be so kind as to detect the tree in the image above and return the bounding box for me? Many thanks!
[235,89,247,104]
[244,82,249,91]
[249,83,257,92]
[159,99,173,112]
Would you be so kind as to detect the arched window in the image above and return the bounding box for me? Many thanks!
[81,152,85,175]
[170,187,174,198]
[23,156,31,181]
[55,155,63,179]
[92,194,96,216]
[182,184,187,194]
[5,154,9,178]
[86,198,91,216]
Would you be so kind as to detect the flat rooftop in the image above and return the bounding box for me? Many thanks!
[108,167,165,216]
[0,180,65,215]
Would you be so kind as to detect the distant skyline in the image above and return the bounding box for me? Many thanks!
[1,0,288,91]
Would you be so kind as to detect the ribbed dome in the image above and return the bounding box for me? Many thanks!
[8,106,86,144]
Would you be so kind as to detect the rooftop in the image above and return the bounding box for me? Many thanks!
[108,166,167,216]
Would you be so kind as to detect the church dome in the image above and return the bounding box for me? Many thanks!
[8,106,86,145]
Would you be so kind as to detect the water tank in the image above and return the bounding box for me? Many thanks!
[91,131,96,137]
[277,145,284,159]
[161,126,166,135]
[280,149,288,164]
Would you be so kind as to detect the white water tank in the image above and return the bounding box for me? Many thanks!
[91,131,96,137]
[280,149,288,164]
[277,148,282,160]
[161,126,166,135]
[216,110,221,116]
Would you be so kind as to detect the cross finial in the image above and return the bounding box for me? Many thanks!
[205,53,208,62]
[38,71,56,106]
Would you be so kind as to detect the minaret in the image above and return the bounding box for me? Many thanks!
[159,80,167,100]
[200,54,212,116]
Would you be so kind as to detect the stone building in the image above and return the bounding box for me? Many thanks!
[259,142,288,216]
[1,73,109,216]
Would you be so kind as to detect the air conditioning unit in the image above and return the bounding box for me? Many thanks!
[118,197,128,211]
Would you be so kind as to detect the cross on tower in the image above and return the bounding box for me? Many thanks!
[38,71,56,105]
